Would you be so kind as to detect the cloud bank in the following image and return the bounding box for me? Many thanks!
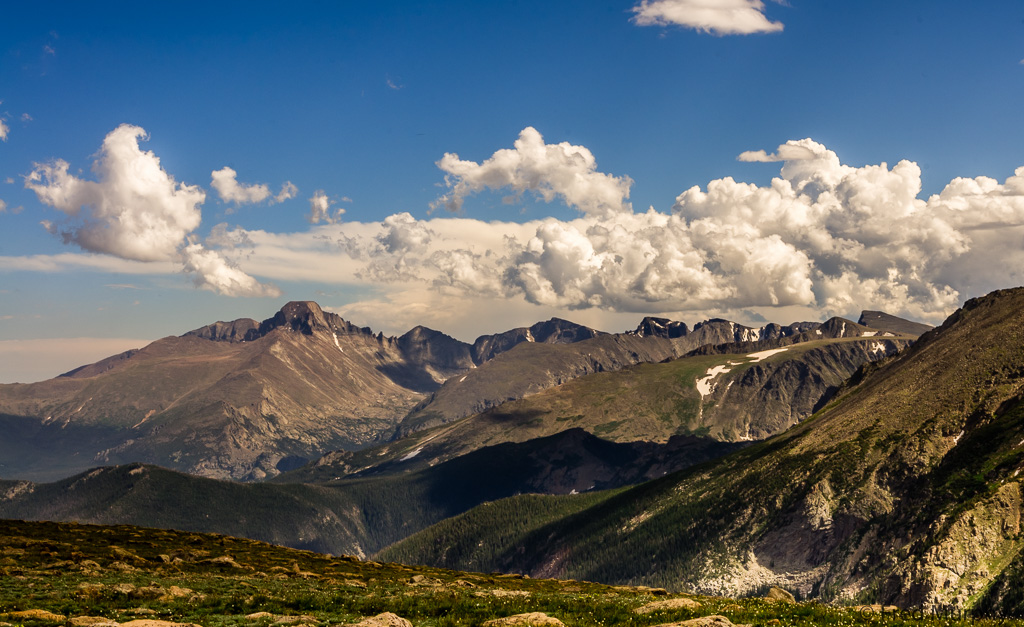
[26,124,280,297]
[16,125,1024,330]
[225,130,1024,326]
[632,0,784,36]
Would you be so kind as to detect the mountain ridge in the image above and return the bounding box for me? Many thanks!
[289,334,909,484]
[0,301,928,482]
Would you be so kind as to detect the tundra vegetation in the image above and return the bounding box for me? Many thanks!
[0,520,1018,627]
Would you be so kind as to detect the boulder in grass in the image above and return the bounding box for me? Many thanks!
[202,555,247,569]
[7,610,67,623]
[111,547,148,564]
[482,613,565,627]
[651,616,751,627]
[120,620,203,627]
[161,585,196,601]
[634,598,703,614]
[763,587,795,604]
[70,617,119,627]
[76,582,106,598]
[343,614,413,627]
[272,617,318,626]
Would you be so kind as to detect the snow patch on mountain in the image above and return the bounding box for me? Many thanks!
[746,348,790,363]
[696,364,733,398]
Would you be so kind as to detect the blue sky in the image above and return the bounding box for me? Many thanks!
[2,1,1023,382]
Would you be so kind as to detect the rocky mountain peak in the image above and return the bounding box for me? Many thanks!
[397,326,474,369]
[400,325,445,342]
[257,301,361,337]
[528,318,602,343]
[815,316,869,338]
[185,301,373,343]
[633,316,689,338]
[691,318,731,330]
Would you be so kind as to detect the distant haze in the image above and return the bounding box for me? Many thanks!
[0,338,150,384]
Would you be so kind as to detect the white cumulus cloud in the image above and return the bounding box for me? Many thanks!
[211,166,297,206]
[17,126,1024,330]
[25,124,277,297]
[433,126,633,219]
[632,0,784,36]
[671,138,1024,319]
[26,124,204,262]
[181,243,281,297]
[0,119,8,141]
[308,190,345,224]
[378,212,434,255]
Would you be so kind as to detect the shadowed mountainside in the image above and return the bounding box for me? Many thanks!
[0,427,742,558]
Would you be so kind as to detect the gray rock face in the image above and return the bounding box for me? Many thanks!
[397,326,475,374]
[702,339,909,441]
[633,317,689,339]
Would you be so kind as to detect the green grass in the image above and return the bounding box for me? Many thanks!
[2,519,1017,627]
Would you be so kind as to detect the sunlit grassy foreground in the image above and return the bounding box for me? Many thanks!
[0,520,1016,627]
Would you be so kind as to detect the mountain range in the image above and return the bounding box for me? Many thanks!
[0,302,613,480]
[0,301,907,481]
[14,290,1024,616]
[0,301,916,548]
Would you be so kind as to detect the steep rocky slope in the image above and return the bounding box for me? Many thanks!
[0,302,435,480]
[381,288,1024,614]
